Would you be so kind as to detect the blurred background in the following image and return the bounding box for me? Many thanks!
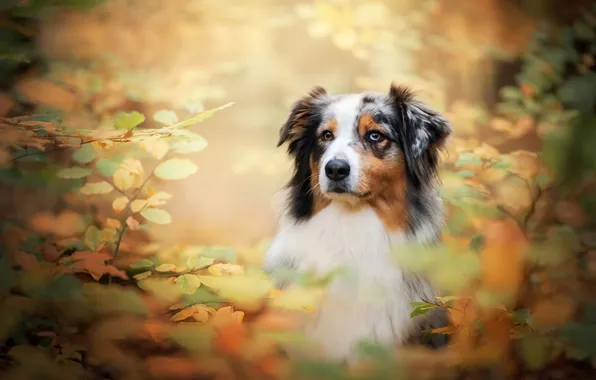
[2,0,590,252]
[2,1,596,379]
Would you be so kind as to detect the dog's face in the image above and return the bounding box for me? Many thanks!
[278,84,451,221]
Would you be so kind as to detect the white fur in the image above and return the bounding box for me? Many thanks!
[264,197,436,362]
[319,94,363,194]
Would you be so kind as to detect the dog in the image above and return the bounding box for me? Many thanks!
[263,83,452,363]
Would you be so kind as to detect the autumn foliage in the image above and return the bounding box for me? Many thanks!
[1,1,596,379]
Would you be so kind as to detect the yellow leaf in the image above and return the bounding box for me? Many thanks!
[156,263,177,272]
[140,139,169,160]
[134,271,153,280]
[174,265,189,273]
[175,274,202,295]
[92,139,114,150]
[131,199,148,213]
[169,303,185,310]
[145,185,157,197]
[192,305,215,323]
[113,168,134,190]
[208,263,244,276]
[198,275,272,309]
[171,307,196,322]
[147,192,172,207]
[80,181,114,195]
[112,196,129,213]
[269,286,325,312]
[113,159,144,190]
[106,218,121,229]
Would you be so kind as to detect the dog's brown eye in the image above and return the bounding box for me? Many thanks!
[320,130,334,142]
[366,131,385,143]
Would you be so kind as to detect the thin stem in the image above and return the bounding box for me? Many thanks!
[108,223,128,286]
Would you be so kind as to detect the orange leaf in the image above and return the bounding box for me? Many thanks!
[532,295,576,328]
[104,265,129,280]
[253,311,301,331]
[147,356,198,378]
[42,246,62,262]
[142,320,168,342]
[171,307,196,322]
[12,250,39,270]
[431,326,456,335]
[214,321,248,356]
[126,216,139,231]
[480,219,526,297]
[71,251,112,262]
[106,218,121,229]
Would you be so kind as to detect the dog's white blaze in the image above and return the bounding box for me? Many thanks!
[264,199,434,361]
[319,94,363,193]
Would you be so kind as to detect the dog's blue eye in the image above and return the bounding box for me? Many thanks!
[367,131,385,142]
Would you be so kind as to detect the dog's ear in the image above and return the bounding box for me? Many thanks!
[277,86,328,148]
[388,83,452,186]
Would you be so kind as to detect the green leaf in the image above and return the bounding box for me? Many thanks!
[172,137,208,154]
[72,144,96,164]
[457,170,475,178]
[455,153,483,167]
[356,341,393,361]
[12,148,47,162]
[44,274,83,302]
[296,361,347,380]
[573,20,595,39]
[583,303,596,323]
[154,158,198,180]
[186,256,215,270]
[0,167,22,185]
[469,234,485,252]
[168,324,213,353]
[175,274,202,295]
[560,322,596,357]
[57,167,93,179]
[200,246,237,264]
[512,308,531,325]
[410,301,438,318]
[182,286,223,308]
[558,72,596,113]
[95,158,121,177]
[140,208,172,225]
[153,110,179,125]
[130,258,155,269]
[499,86,523,101]
[168,102,234,129]
[519,333,550,370]
[114,111,145,131]
[84,283,148,316]
[80,181,114,195]
[447,208,468,236]
[0,254,15,295]
[84,226,103,251]
[497,102,526,117]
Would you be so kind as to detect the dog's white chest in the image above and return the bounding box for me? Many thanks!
[266,204,424,361]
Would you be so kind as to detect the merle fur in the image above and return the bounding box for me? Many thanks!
[277,84,451,238]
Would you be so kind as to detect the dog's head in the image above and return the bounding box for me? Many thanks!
[278,84,452,223]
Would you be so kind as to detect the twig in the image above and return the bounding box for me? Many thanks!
[108,223,128,286]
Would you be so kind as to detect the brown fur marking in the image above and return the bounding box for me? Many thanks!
[355,115,409,232]
[309,155,331,215]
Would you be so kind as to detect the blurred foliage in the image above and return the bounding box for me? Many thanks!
[0,1,596,380]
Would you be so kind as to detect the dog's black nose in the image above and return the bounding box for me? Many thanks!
[325,159,350,181]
